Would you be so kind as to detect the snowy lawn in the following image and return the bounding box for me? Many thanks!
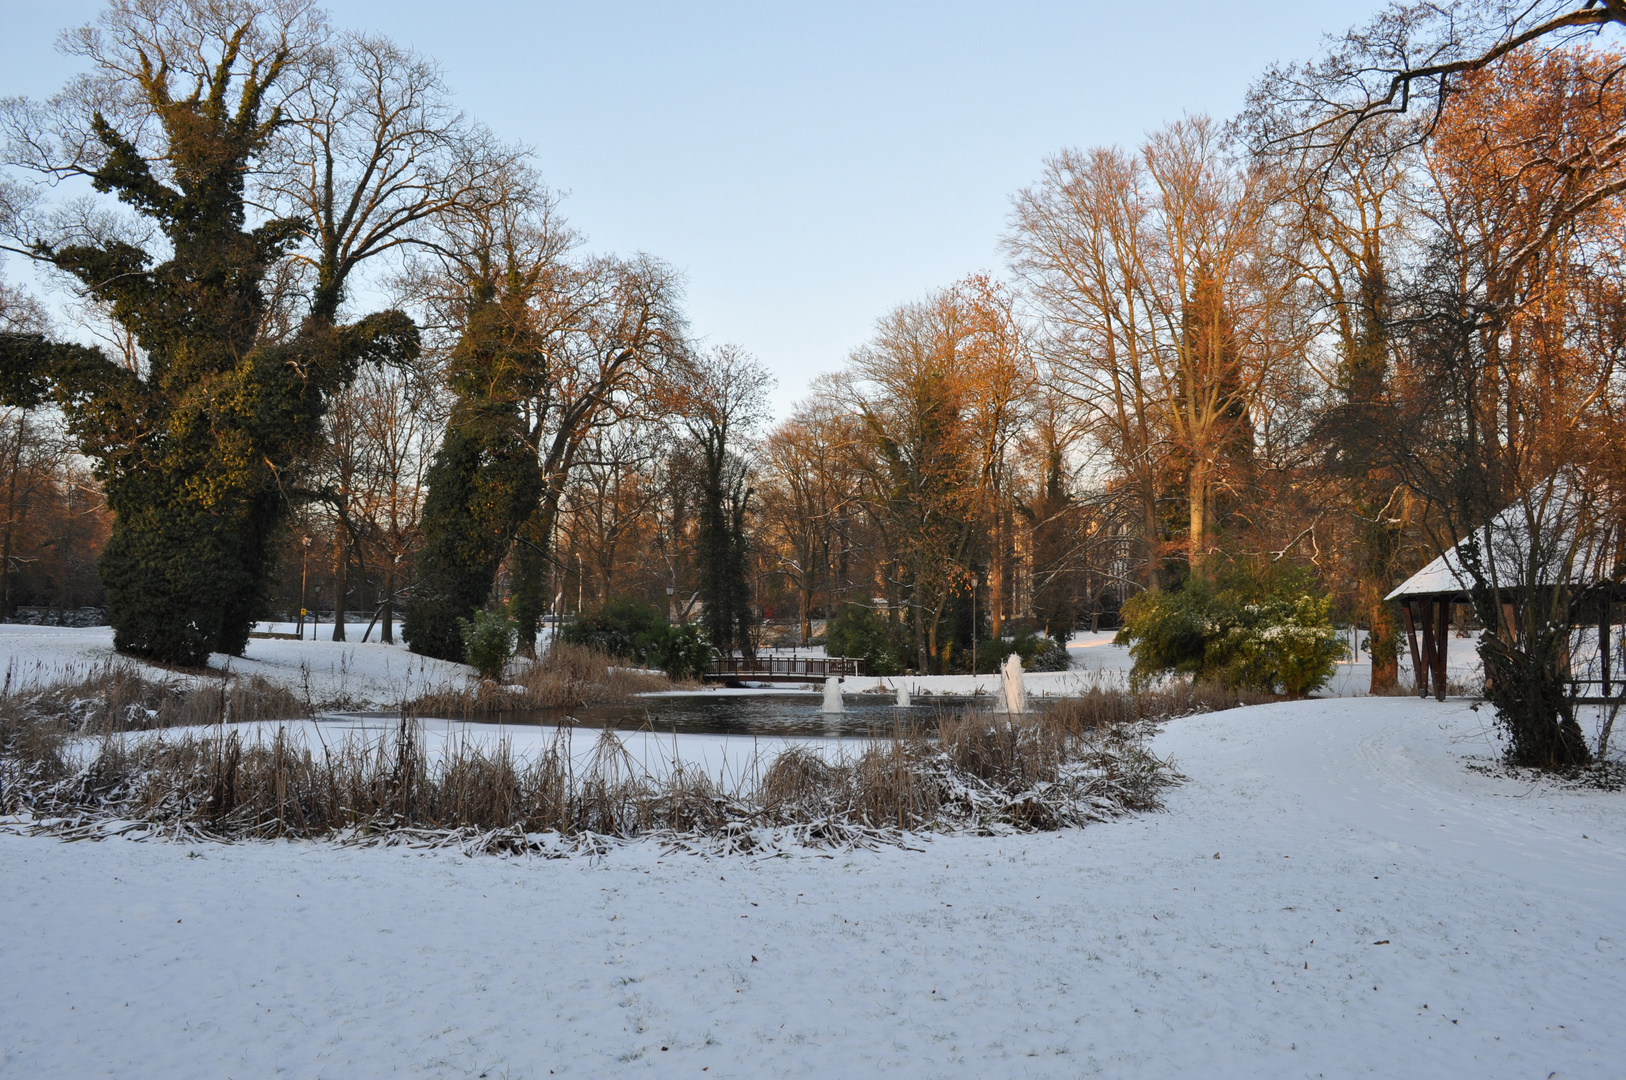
[3,694,1621,1078]
[0,623,470,710]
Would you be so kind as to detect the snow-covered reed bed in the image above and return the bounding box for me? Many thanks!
[1,674,1268,853]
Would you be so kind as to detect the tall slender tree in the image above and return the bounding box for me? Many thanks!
[685,345,771,658]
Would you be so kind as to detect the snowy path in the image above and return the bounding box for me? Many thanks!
[3,696,1621,1078]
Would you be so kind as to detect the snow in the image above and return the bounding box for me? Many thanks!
[0,622,478,710]
[0,622,1489,713]
[4,694,1623,1077]
[211,715,857,782]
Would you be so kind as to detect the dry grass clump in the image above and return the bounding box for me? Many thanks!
[1372,674,1482,698]
[1039,680,1278,729]
[405,642,671,719]
[2,673,1283,853]
[2,710,1175,849]
[745,709,1175,835]
[0,660,305,735]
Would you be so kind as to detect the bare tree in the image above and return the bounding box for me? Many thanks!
[1246,1,1626,293]
[264,29,523,323]
[1011,117,1306,584]
[759,399,863,645]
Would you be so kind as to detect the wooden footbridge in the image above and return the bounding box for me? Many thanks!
[703,656,867,684]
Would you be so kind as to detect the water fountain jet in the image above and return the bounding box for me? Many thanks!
[822,676,844,714]
[995,653,1027,714]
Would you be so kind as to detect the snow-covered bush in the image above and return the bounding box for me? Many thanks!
[645,622,715,682]
[1117,587,1345,697]
[966,630,1069,674]
[825,601,909,676]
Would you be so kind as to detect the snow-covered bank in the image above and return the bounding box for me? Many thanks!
[0,622,471,709]
[3,695,1621,1078]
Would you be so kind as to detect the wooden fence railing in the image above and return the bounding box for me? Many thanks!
[704,656,867,682]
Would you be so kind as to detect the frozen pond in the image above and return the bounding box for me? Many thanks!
[349,690,1036,738]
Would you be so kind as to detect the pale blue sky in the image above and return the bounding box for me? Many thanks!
[2,1,1377,417]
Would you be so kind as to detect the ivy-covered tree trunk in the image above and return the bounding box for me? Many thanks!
[1460,532,1592,769]
[0,27,414,668]
[508,502,558,659]
[696,450,750,656]
[403,416,541,662]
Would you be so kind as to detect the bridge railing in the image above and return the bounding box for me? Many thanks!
[705,656,867,680]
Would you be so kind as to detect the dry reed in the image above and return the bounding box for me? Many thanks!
[403,642,672,719]
[0,670,1297,854]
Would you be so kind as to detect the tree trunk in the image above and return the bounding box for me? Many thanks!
[0,419,20,619]
[331,526,347,642]
[1187,459,1210,580]
[1366,588,1400,692]
[381,559,395,644]
[989,503,1005,640]
[1142,475,1162,592]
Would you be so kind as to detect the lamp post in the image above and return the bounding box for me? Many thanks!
[666,585,675,624]
[298,534,311,639]
[970,572,979,676]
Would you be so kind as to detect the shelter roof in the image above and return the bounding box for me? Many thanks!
[1386,488,1619,601]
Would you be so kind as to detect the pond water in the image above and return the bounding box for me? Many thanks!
[393,691,1036,738]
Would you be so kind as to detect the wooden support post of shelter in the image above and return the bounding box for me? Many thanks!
[1388,546,1468,702]
[1602,601,1613,700]
[1434,598,1450,700]
[1401,602,1424,697]
[1397,597,1450,702]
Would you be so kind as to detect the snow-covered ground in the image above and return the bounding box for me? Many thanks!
[4,694,1622,1077]
[0,622,476,709]
[0,622,1489,710]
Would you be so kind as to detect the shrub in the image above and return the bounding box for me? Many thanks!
[559,598,713,681]
[646,621,714,682]
[971,630,1071,674]
[825,601,910,676]
[1116,585,1345,697]
[559,598,669,660]
[458,608,518,681]
[1003,629,1071,673]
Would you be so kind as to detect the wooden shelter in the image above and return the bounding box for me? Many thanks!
[1387,500,1624,704]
